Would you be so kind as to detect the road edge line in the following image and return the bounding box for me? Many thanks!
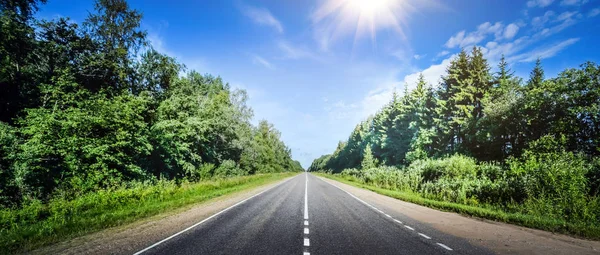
[132,174,300,255]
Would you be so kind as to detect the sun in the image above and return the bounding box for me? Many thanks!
[348,0,392,16]
[312,0,436,50]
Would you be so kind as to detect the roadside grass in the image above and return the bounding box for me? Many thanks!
[0,172,298,254]
[315,173,600,240]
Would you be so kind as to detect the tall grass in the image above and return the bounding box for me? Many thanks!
[320,152,600,239]
[0,172,296,254]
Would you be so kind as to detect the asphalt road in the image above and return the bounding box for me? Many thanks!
[135,173,492,255]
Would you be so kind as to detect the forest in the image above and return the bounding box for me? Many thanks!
[309,47,600,237]
[0,0,302,209]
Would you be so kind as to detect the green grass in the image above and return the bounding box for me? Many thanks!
[0,172,298,254]
[316,173,600,240]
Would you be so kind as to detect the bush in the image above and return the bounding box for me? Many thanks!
[507,136,593,222]
[213,160,245,178]
[0,122,20,208]
[415,154,477,182]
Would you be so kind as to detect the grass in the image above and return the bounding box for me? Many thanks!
[0,172,298,254]
[315,173,600,240]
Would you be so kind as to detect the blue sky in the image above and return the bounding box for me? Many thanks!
[38,0,600,168]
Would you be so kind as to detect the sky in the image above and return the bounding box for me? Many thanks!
[38,0,600,168]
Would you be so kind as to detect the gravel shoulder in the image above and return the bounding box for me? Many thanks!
[28,175,298,255]
[319,177,600,255]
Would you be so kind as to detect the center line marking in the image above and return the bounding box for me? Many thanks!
[419,233,431,239]
[394,219,403,224]
[437,243,453,251]
[303,252,310,255]
[304,220,309,226]
[405,225,415,231]
[304,172,309,220]
[304,228,309,234]
[304,238,310,246]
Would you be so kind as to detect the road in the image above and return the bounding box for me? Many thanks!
[134,173,492,255]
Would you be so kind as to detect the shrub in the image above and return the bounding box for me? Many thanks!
[213,160,244,178]
[417,154,477,182]
[508,135,592,222]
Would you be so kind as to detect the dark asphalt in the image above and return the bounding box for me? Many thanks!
[137,173,493,255]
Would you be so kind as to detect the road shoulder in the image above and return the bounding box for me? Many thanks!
[318,176,600,255]
[29,174,299,255]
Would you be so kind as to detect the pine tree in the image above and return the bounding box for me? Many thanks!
[527,58,544,89]
[436,49,469,153]
[361,144,377,170]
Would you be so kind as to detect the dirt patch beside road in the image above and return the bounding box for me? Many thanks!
[320,177,600,255]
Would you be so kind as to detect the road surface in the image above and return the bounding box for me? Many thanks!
[134,173,492,255]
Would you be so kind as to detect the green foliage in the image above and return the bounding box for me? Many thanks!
[361,144,377,170]
[508,135,594,223]
[0,173,295,253]
[310,45,600,237]
[0,0,300,211]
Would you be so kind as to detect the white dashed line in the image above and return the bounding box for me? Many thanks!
[304,228,309,234]
[385,214,392,218]
[303,252,310,255]
[304,220,309,226]
[304,173,309,220]
[393,219,403,224]
[419,233,432,239]
[405,225,415,231]
[304,238,310,246]
[437,243,453,251]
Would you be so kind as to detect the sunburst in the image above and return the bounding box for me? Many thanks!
[312,0,435,50]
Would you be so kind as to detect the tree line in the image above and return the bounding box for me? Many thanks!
[309,47,600,235]
[0,0,302,208]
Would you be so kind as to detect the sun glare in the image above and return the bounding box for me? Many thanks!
[312,0,438,50]
[348,0,392,16]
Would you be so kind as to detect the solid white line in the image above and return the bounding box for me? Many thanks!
[304,238,310,246]
[404,225,415,231]
[419,233,432,239]
[393,219,403,224]
[304,227,309,234]
[304,173,309,220]
[437,243,453,251]
[304,220,309,226]
[132,175,299,255]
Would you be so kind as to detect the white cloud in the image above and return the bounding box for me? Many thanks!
[403,56,454,87]
[437,50,450,57]
[413,54,425,60]
[527,0,554,8]
[532,11,555,28]
[560,0,588,5]
[590,8,600,17]
[445,22,504,48]
[241,6,284,33]
[557,11,579,21]
[503,23,520,39]
[510,38,580,63]
[251,55,275,69]
[536,11,582,37]
[278,41,317,60]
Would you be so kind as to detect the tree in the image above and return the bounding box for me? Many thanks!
[80,0,147,93]
[361,144,377,170]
